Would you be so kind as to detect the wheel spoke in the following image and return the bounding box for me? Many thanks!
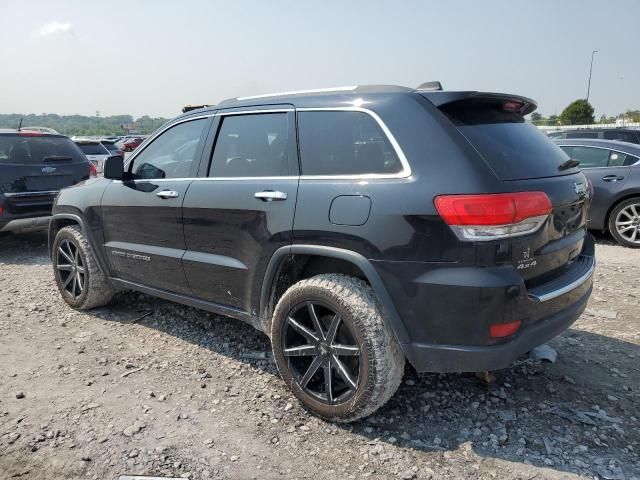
[332,344,360,356]
[76,272,83,293]
[616,220,633,226]
[325,314,341,345]
[287,317,319,343]
[324,363,333,402]
[332,355,357,389]
[56,264,73,271]
[630,205,639,217]
[631,229,638,242]
[284,345,319,356]
[307,302,325,339]
[71,273,77,297]
[300,356,323,388]
[76,265,85,274]
[62,272,74,288]
[58,244,73,264]
[619,225,635,233]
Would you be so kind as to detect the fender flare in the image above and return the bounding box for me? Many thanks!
[260,245,410,344]
[48,213,109,275]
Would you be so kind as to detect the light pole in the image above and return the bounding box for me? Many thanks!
[586,50,598,102]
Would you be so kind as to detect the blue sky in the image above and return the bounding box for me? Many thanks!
[0,0,638,118]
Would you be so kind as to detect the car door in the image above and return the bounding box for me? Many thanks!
[560,145,632,227]
[182,106,298,316]
[100,116,212,294]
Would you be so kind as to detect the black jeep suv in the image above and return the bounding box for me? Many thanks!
[49,85,595,422]
[1,130,91,233]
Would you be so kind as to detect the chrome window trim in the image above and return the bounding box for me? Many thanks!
[558,144,640,168]
[4,190,59,197]
[123,107,412,182]
[295,107,412,180]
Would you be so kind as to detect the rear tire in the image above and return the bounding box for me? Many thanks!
[271,274,405,423]
[52,225,115,309]
[608,197,640,248]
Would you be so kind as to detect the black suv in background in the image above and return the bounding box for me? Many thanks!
[0,130,91,232]
[49,85,595,422]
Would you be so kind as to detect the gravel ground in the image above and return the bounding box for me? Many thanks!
[0,230,638,480]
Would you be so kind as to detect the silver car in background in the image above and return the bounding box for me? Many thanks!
[72,139,111,173]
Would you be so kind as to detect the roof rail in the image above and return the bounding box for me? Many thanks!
[220,85,359,104]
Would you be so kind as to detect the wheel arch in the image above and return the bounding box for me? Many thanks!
[604,191,640,233]
[49,213,109,275]
[260,245,410,345]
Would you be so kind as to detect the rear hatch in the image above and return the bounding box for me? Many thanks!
[429,93,590,286]
[0,133,89,213]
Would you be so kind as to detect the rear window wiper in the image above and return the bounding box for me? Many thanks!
[43,156,73,162]
[558,158,580,171]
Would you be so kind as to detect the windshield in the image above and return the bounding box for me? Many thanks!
[0,135,86,164]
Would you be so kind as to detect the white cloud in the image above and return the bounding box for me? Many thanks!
[37,22,75,37]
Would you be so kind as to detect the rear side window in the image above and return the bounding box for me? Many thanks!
[77,143,108,155]
[210,113,289,177]
[560,146,609,168]
[0,135,86,164]
[297,111,402,176]
[439,99,578,180]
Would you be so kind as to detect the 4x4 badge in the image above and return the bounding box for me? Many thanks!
[574,182,587,196]
[42,166,56,173]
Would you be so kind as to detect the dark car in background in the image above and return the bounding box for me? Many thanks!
[554,138,640,247]
[49,84,595,421]
[0,130,90,232]
[548,128,640,144]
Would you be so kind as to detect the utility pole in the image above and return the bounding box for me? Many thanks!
[586,50,598,102]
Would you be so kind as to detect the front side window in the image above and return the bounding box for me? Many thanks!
[209,113,289,177]
[130,119,207,179]
[297,111,402,176]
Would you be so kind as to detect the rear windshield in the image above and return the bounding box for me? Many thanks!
[440,99,579,180]
[0,135,86,164]
[102,143,118,151]
[78,143,108,155]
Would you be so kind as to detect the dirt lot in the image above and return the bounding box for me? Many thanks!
[0,231,638,480]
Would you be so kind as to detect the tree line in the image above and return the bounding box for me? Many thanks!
[0,113,170,137]
[531,99,640,127]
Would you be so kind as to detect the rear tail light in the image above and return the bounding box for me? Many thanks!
[88,161,97,177]
[434,192,552,241]
[489,320,522,338]
[17,131,44,137]
[0,206,4,215]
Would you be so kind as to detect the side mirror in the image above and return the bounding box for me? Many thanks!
[104,155,124,180]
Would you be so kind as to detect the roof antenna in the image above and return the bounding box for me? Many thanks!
[416,81,443,91]
[17,117,23,131]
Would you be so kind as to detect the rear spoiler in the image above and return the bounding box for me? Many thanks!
[418,91,537,116]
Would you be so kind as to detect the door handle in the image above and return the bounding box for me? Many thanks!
[254,190,287,202]
[156,190,180,199]
[602,175,624,182]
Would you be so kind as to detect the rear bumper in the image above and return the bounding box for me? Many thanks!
[372,234,596,373]
[402,285,590,372]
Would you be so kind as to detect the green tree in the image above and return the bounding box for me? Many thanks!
[559,99,595,125]
[530,112,543,125]
[624,110,640,122]
[547,114,559,126]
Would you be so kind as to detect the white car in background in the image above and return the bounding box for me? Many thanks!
[72,139,111,174]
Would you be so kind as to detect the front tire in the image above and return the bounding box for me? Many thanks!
[608,197,640,248]
[52,225,114,309]
[271,274,405,422]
